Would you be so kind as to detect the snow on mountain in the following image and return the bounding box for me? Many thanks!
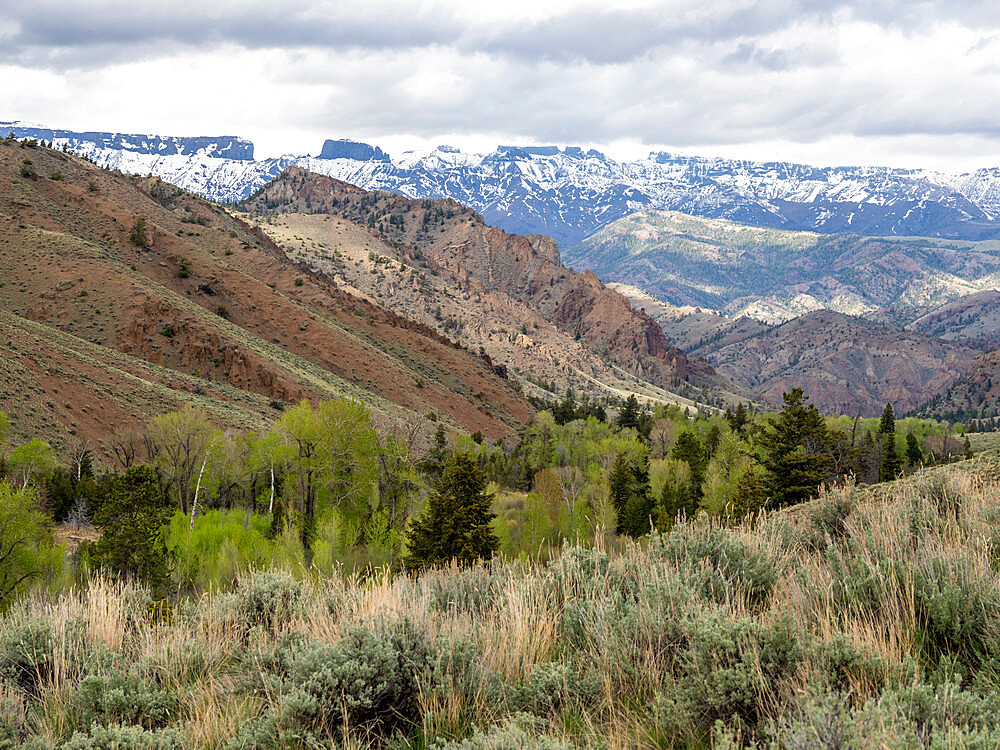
[7,120,1000,245]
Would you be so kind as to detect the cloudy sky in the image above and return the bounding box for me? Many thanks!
[2,0,1000,170]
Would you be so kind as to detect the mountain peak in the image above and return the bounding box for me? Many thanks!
[317,139,390,162]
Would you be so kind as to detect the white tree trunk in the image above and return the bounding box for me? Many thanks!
[268,465,275,516]
[190,456,208,529]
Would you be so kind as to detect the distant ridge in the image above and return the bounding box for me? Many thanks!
[8,120,1000,246]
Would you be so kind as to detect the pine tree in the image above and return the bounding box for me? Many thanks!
[88,465,173,596]
[905,432,923,467]
[671,431,706,504]
[757,388,833,507]
[404,452,498,570]
[617,395,642,431]
[877,403,896,436]
[880,436,903,481]
[965,436,973,460]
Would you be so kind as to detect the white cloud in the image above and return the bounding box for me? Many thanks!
[2,1,1000,170]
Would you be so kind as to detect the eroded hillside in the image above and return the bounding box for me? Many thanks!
[0,141,534,453]
[238,168,738,409]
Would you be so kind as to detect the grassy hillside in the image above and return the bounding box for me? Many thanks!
[567,209,1000,323]
[4,455,1000,748]
[0,140,533,454]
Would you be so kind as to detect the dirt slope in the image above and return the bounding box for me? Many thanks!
[0,141,533,454]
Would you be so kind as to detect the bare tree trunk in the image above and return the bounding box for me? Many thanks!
[190,456,208,529]
[268,465,275,515]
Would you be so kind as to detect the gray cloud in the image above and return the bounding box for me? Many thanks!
[3,0,1000,170]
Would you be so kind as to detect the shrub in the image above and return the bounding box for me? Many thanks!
[176,258,191,278]
[254,619,430,742]
[0,620,54,696]
[506,661,600,717]
[912,555,1000,670]
[72,672,178,729]
[48,171,63,181]
[232,571,304,633]
[673,613,803,732]
[803,491,854,550]
[129,217,148,247]
[432,714,575,749]
[18,160,35,179]
[61,724,185,750]
[648,523,778,610]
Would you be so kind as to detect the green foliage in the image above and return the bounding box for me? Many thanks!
[251,619,430,743]
[166,510,276,592]
[8,440,55,489]
[758,387,834,508]
[129,217,148,247]
[18,160,35,179]
[406,452,499,569]
[72,672,178,729]
[87,466,173,597]
[0,483,62,608]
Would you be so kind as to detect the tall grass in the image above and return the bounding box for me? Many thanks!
[4,461,1000,747]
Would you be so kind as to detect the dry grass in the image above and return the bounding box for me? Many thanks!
[1,458,1000,747]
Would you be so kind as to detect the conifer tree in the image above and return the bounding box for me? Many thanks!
[404,452,498,570]
[905,432,923,467]
[880,436,903,481]
[758,388,833,507]
[88,465,173,596]
[877,403,896,436]
[671,430,706,504]
[617,395,641,431]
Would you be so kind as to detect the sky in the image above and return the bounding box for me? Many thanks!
[2,0,1000,171]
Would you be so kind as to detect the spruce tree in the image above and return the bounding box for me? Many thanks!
[880,436,903,481]
[88,465,173,596]
[905,432,923,467]
[758,388,833,507]
[877,403,896,436]
[404,452,498,570]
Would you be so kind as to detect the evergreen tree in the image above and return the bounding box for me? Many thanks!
[617,395,641,431]
[607,452,653,536]
[905,432,923,467]
[671,431,706,504]
[727,402,749,434]
[877,403,896,436]
[757,388,833,508]
[880,436,903,482]
[404,452,498,570]
[965,436,973,460]
[88,465,173,596]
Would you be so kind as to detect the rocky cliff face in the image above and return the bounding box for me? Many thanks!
[240,168,719,393]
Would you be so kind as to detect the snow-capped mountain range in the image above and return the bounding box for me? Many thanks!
[8,120,1000,247]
